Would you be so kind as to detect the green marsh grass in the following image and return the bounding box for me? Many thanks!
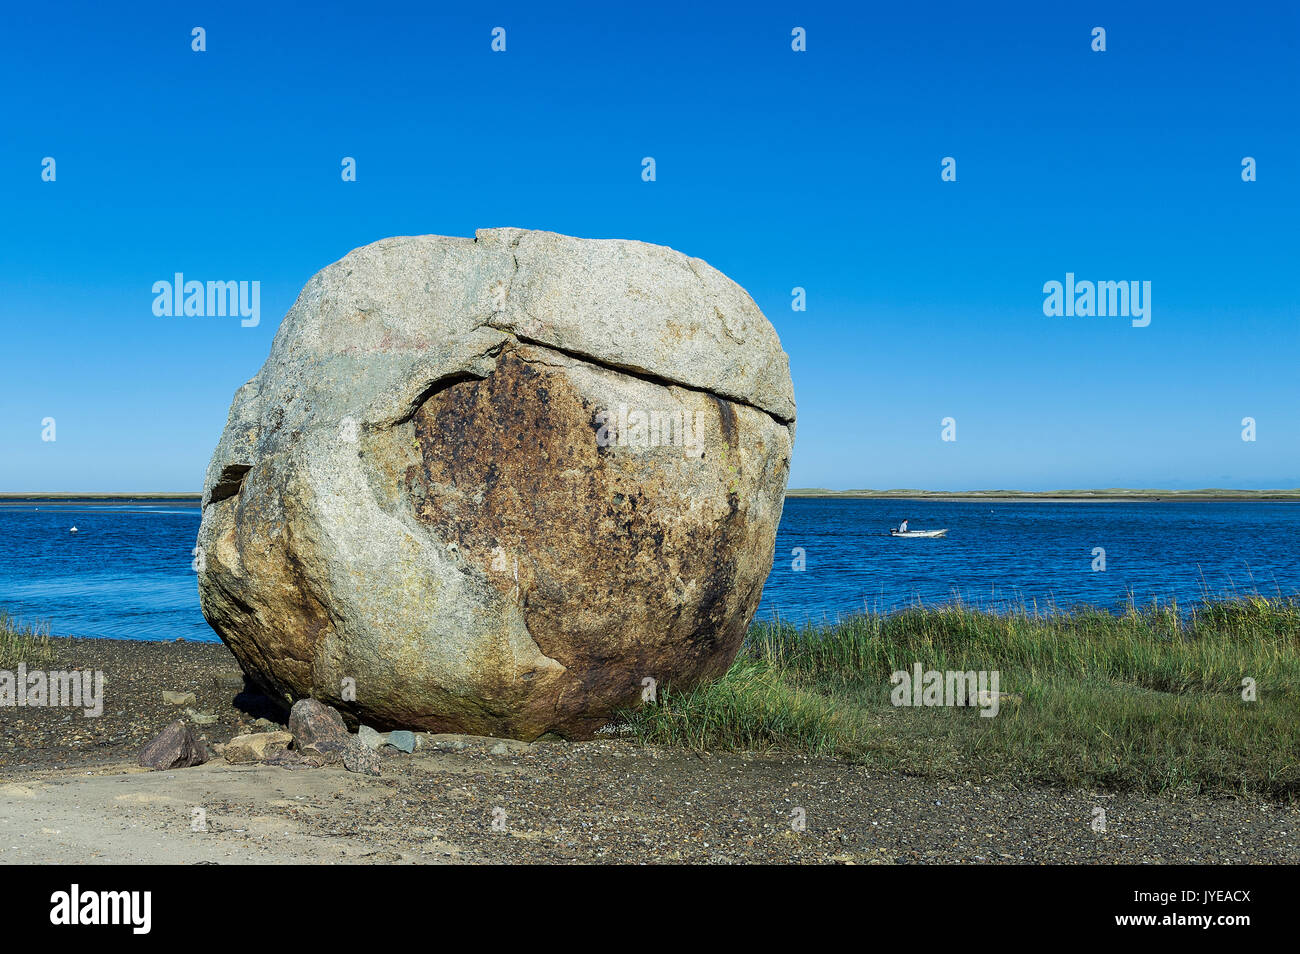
[0,609,54,668]
[623,597,1300,798]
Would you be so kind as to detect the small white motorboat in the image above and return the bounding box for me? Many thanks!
[890,528,947,538]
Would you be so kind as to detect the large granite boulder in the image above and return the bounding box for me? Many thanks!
[195,228,795,740]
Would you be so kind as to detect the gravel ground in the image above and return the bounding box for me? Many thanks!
[2,637,1296,864]
[0,637,277,771]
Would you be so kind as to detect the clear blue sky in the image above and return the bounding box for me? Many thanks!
[1,1,1296,492]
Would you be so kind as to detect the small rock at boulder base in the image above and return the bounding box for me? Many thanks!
[185,708,219,726]
[196,228,796,740]
[287,698,349,757]
[224,731,293,763]
[138,720,209,770]
[342,740,382,776]
[263,750,307,769]
[161,690,196,707]
[301,738,350,764]
[212,671,246,692]
[357,725,385,750]
[384,730,416,753]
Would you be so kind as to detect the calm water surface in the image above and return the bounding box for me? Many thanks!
[0,498,1297,642]
[768,498,1300,623]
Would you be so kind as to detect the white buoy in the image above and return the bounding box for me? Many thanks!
[69,526,78,533]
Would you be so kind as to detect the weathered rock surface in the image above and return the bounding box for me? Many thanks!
[212,671,247,692]
[138,721,209,770]
[285,698,379,773]
[287,698,348,757]
[341,741,381,776]
[196,228,795,740]
[385,730,416,754]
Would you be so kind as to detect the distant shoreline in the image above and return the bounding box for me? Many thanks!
[0,493,202,505]
[3,489,1300,504]
[786,488,1300,502]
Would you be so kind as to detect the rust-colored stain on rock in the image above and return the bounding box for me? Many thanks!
[397,346,767,737]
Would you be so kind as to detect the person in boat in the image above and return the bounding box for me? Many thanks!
[898,520,908,533]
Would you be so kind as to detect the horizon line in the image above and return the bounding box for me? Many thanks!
[3,487,1300,501]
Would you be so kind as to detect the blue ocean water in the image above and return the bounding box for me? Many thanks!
[0,501,209,642]
[768,498,1300,623]
[0,498,1297,642]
